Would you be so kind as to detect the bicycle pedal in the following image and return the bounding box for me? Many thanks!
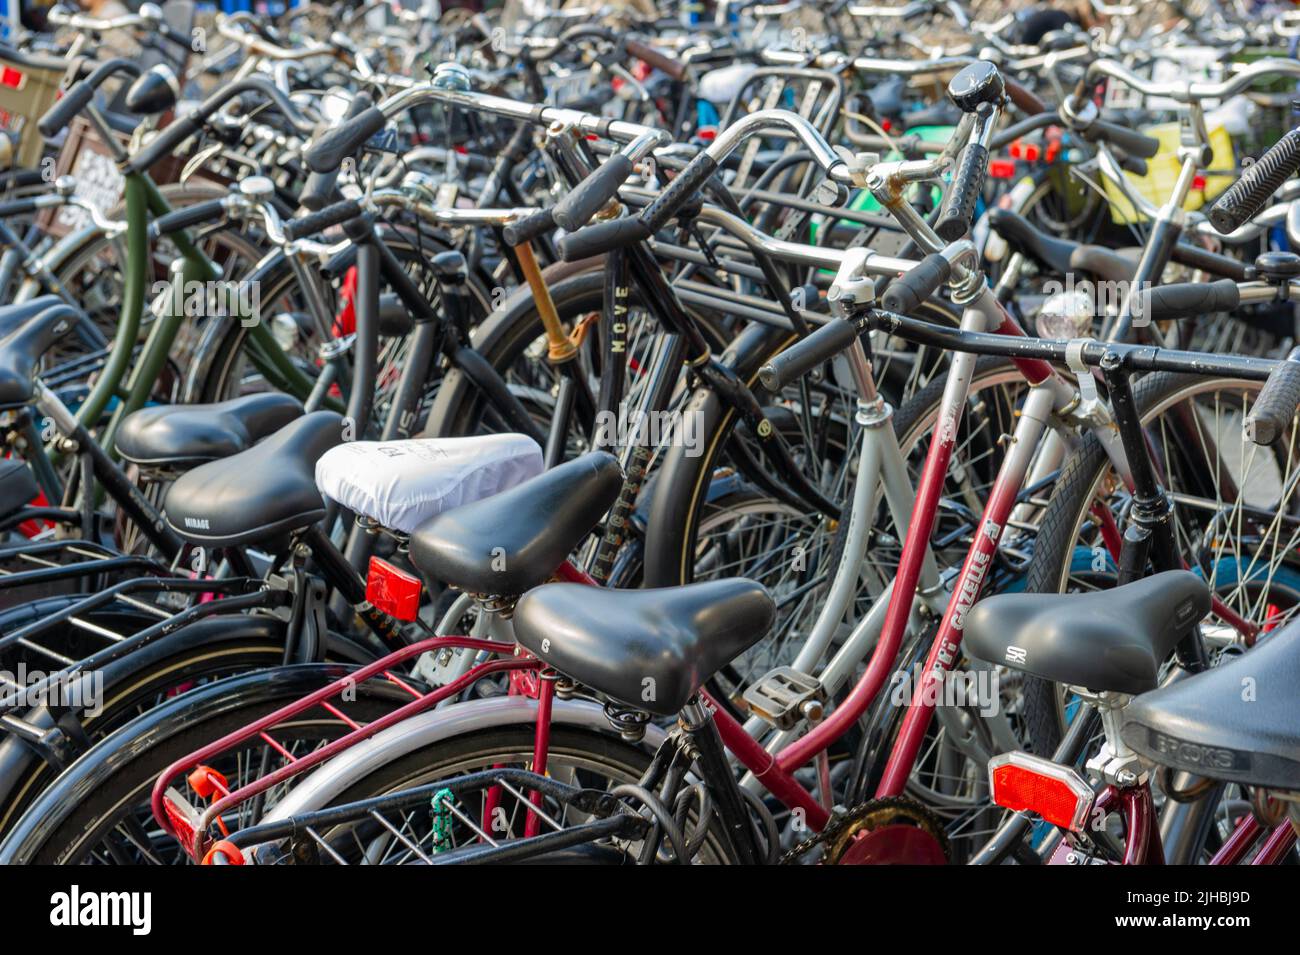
[743,667,826,730]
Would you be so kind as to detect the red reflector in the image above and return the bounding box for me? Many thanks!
[988,159,1016,179]
[1192,174,1207,191]
[1023,143,1041,162]
[1008,140,1022,159]
[0,67,25,90]
[367,556,421,621]
[989,752,1093,832]
[880,118,892,132]
[161,791,202,858]
[697,127,716,141]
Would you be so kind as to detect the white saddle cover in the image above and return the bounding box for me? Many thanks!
[315,433,543,534]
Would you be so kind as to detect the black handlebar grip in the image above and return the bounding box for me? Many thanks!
[881,253,953,314]
[1140,279,1241,322]
[557,216,652,262]
[757,318,859,392]
[639,153,717,234]
[1115,151,1149,177]
[1208,127,1300,235]
[124,77,311,175]
[501,207,556,247]
[1085,120,1160,160]
[552,154,633,232]
[1246,349,1300,446]
[300,93,373,210]
[37,81,96,139]
[305,105,386,174]
[935,143,988,242]
[37,57,142,139]
[282,199,362,241]
[151,199,227,238]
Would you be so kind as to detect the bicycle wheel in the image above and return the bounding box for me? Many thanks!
[0,664,413,865]
[672,354,1026,699]
[1023,371,1300,756]
[186,228,491,418]
[33,182,269,401]
[267,724,739,864]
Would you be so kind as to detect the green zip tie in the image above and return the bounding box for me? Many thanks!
[431,788,455,853]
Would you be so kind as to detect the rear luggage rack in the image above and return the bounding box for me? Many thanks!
[150,634,535,861]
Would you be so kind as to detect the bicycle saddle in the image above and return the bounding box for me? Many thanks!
[514,578,775,717]
[1122,620,1300,791]
[409,451,622,596]
[164,411,343,548]
[117,393,304,471]
[0,306,77,409]
[0,456,39,519]
[964,571,1210,696]
[987,209,1137,284]
[315,432,543,534]
[0,296,65,339]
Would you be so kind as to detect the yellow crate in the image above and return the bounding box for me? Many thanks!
[1104,122,1235,225]
[0,47,67,170]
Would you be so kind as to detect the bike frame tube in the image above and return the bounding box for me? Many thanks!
[875,383,1058,797]
[524,674,556,839]
[1208,814,1264,865]
[1250,819,1298,864]
[72,175,149,437]
[1122,785,1163,864]
[773,306,987,775]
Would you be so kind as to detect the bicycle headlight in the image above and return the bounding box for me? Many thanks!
[1034,288,1095,339]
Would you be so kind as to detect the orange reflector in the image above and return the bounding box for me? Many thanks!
[988,751,1094,832]
[188,764,229,798]
[202,840,246,865]
[367,556,422,621]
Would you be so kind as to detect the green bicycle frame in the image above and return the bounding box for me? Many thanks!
[70,173,320,461]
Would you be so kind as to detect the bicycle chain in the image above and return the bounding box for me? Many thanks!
[778,804,867,865]
[778,796,950,865]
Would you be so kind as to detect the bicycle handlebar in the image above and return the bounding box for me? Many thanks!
[282,198,363,242]
[37,57,141,139]
[551,154,634,231]
[217,12,340,61]
[1141,279,1241,321]
[304,76,671,174]
[758,317,860,391]
[1247,347,1300,445]
[46,1,160,32]
[300,92,373,210]
[124,77,316,175]
[881,253,952,312]
[1207,126,1300,235]
[1087,57,1300,104]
